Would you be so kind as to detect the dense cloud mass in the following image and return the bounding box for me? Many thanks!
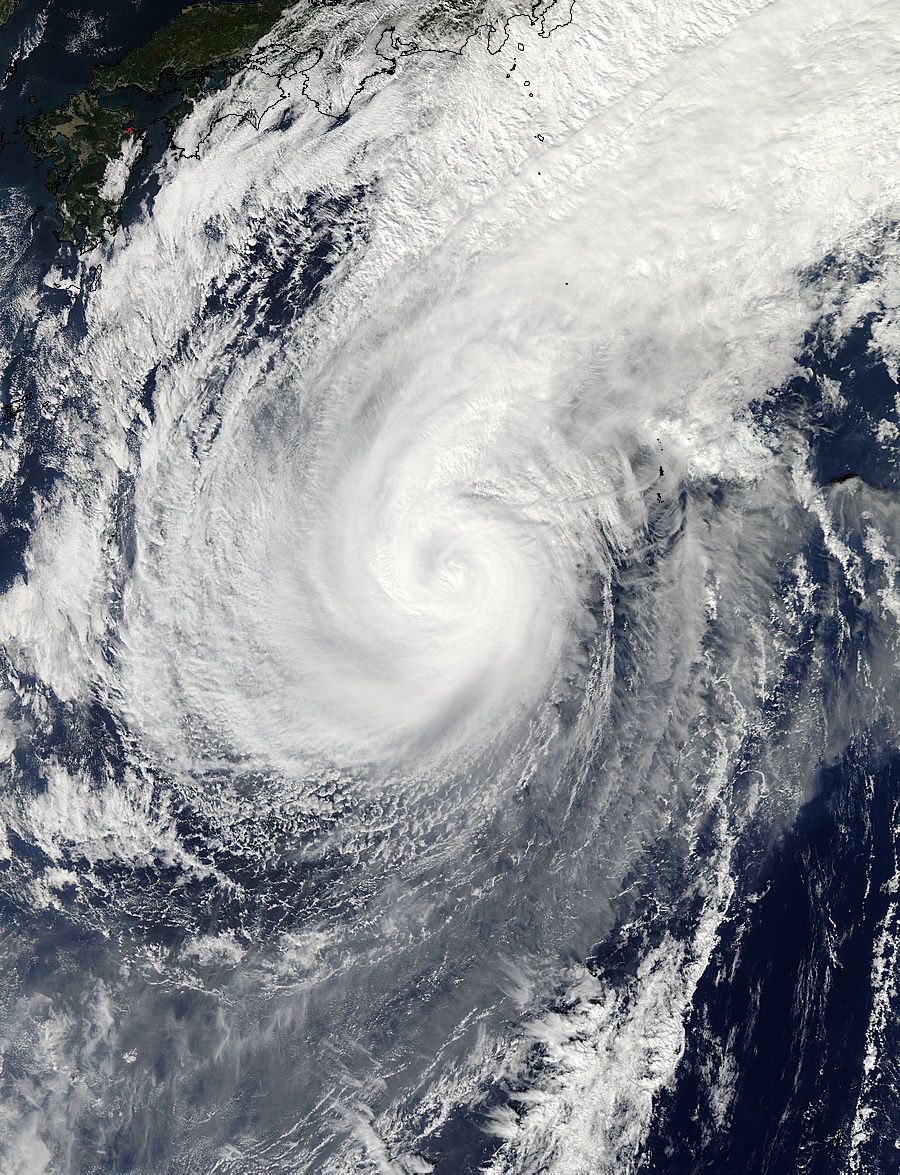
[1,0,900,1171]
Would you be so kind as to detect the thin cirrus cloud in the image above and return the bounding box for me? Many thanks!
[0,0,899,1170]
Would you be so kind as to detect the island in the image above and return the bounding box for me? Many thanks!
[23,1,289,242]
[22,0,574,245]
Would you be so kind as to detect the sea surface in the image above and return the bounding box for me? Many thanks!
[1,2,899,1172]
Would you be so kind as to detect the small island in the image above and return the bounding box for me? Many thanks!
[21,0,571,244]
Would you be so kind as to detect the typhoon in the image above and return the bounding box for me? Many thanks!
[1,0,900,1172]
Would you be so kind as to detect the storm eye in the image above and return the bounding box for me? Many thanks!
[4,1,899,1172]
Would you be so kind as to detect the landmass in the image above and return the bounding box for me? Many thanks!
[0,0,18,30]
[22,0,573,245]
[93,1,286,92]
[24,92,136,241]
[23,0,290,242]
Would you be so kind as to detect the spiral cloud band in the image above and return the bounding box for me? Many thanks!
[1,0,900,1171]
[124,288,603,772]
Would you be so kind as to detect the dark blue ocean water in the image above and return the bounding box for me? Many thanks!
[635,312,900,1175]
[0,0,198,590]
[409,305,900,1174]
[2,6,899,1172]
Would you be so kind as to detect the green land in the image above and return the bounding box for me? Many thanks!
[24,0,498,243]
[0,0,18,29]
[24,92,136,240]
[94,1,287,92]
[23,1,290,242]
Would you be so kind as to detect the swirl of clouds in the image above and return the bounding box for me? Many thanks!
[1,0,900,1171]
